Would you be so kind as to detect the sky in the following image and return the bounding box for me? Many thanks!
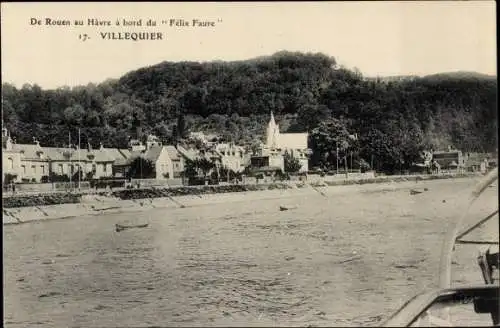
[1,1,497,89]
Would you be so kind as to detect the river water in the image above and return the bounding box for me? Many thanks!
[4,178,498,327]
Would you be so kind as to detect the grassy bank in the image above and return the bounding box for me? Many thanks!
[2,172,482,209]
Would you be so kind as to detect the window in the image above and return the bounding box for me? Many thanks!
[103,164,107,172]
[175,163,179,169]
[8,158,13,169]
[32,165,36,174]
[41,165,45,174]
[92,164,97,172]
[21,165,26,174]
[59,164,64,174]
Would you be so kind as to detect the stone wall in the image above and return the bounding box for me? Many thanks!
[2,172,484,210]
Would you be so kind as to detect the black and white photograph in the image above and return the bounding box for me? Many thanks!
[2,1,498,327]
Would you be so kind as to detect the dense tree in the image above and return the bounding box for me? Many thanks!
[195,158,215,179]
[126,157,155,179]
[176,114,187,140]
[284,151,302,173]
[309,118,357,170]
[183,159,198,179]
[2,51,496,174]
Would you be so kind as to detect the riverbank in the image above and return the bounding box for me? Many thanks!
[2,172,484,226]
[5,175,496,327]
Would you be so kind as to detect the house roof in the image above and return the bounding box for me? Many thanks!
[113,146,166,167]
[92,149,115,162]
[165,145,180,160]
[41,147,68,161]
[118,150,143,166]
[114,157,130,166]
[108,148,134,166]
[39,146,114,162]
[214,143,245,152]
[119,148,132,159]
[71,148,115,162]
[13,143,49,161]
[102,147,128,162]
[277,133,308,150]
[177,145,199,161]
[142,145,163,163]
[203,148,222,160]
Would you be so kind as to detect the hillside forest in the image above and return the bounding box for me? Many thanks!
[2,51,497,173]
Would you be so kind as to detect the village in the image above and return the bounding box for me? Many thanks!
[2,112,496,194]
[2,113,309,191]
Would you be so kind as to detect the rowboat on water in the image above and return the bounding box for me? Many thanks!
[115,223,149,232]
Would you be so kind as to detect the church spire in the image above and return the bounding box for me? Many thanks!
[269,111,276,126]
[266,111,280,149]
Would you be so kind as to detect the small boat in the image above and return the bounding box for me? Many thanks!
[115,223,149,232]
[279,205,297,211]
[409,189,423,195]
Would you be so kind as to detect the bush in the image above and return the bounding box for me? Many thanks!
[90,179,126,189]
[3,193,82,208]
[3,173,17,185]
[49,173,70,182]
[188,177,206,186]
[358,158,371,173]
[110,182,294,200]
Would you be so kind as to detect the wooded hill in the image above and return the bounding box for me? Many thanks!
[2,51,497,173]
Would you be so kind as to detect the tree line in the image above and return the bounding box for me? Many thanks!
[2,51,497,174]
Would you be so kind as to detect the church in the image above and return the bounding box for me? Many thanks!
[263,112,310,172]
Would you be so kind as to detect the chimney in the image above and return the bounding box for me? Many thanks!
[100,142,104,150]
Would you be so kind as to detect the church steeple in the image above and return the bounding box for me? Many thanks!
[269,111,276,126]
[266,111,280,149]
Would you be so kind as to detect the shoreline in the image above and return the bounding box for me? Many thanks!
[3,173,484,226]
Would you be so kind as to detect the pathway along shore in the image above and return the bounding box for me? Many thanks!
[3,173,485,225]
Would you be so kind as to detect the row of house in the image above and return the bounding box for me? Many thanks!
[431,146,497,173]
[2,125,190,183]
[2,112,311,184]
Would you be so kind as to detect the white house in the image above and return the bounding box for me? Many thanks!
[42,145,115,179]
[115,136,178,179]
[2,127,22,182]
[165,145,184,178]
[213,142,246,173]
